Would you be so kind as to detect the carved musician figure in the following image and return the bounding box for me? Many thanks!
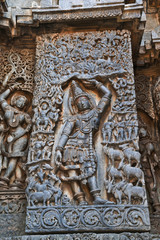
[55,79,114,205]
[0,86,32,189]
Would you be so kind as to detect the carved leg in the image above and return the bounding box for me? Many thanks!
[36,150,42,160]
[68,170,87,205]
[54,195,58,205]
[102,132,107,143]
[108,131,112,142]
[4,158,18,179]
[118,192,122,204]
[88,175,114,205]
[128,194,131,204]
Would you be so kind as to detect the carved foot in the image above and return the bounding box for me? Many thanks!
[93,196,115,205]
[10,180,24,190]
[0,177,9,189]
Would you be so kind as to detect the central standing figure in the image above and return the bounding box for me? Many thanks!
[55,79,113,205]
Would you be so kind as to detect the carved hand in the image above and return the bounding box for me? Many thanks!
[9,83,22,91]
[81,79,98,88]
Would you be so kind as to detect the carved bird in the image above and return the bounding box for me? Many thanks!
[28,165,39,173]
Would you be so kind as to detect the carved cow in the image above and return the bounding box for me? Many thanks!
[29,185,60,206]
[118,162,144,186]
[107,165,123,182]
[29,189,54,206]
[122,147,141,166]
[122,182,146,204]
[104,146,124,166]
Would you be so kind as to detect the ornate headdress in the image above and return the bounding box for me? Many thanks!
[71,80,88,101]
[69,80,96,115]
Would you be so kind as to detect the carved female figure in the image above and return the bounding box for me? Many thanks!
[55,79,114,205]
[0,87,32,189]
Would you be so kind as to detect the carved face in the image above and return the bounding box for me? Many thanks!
[139,127,147,137]
[76,96,91,112]
[15,96,27,109]
[41,103,48,110]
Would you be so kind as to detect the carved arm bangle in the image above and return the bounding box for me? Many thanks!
[95,81,103,89]
[95,81,112,99]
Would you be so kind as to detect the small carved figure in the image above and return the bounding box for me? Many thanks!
[34,135,46,160]
[36,102,52,131]
[55,79,114,205]
[0,86,32,189]
[125,121,133,140]
[62,194,71,205]
[0,113,7,172]
[132,116,138,138]
[102,116,114,143]
[116,117,125,141]
[104,146,124,166]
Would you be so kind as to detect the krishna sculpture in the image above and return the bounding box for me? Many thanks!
[55,79,114,205]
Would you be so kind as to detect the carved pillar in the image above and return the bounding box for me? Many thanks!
[25,30,150,233]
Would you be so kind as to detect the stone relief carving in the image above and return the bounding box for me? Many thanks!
[139,126,160,213]
[55,79,114,205]
[26,30,149,233]
[135,75,155,119]
[135,75,160,214]
[0,48,34,190]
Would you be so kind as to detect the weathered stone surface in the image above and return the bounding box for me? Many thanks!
[0,191,26,237]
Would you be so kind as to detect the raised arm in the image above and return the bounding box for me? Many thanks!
[96,81,112,113]
[81,79,112,113]
[0,84,21,111]
[0,89,11,110]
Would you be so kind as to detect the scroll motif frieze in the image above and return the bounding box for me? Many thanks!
[26,205,150,233]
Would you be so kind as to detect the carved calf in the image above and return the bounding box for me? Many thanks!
[105,180,125,204]
[29,189,54,206]
[122,182,146,204]
[118,163,144,185]
[104,146,124,166]
[29,185,61,206]
[107,165,122,182]
[51,188,62,205]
